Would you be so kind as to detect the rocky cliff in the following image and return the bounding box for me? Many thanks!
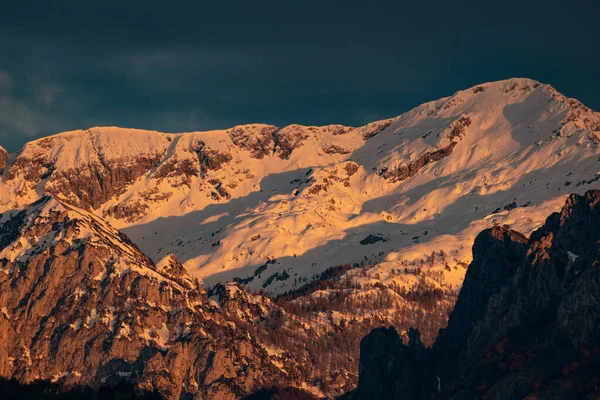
[355,327,436,400]
[0,197,290,399]
[350,190,600,399]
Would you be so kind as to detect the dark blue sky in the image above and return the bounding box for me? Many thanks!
[0,0,598,151]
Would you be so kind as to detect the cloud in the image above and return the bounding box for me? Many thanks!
[0,71,69,150]
[0,69,12,93]
[0,70,42,138]
[99,47,260,96]
[35,83,64,106]
[0,95,67,139]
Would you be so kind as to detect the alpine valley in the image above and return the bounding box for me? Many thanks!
[1,78,600,399]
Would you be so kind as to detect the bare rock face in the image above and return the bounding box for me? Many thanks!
[7,154,165,210]
[154,155,199,182]
[2,129,173,211]
[351,190,600,400]
[208,282,367,396]
[209,283,275,323]
[104,188,175,223]
[156,254,197,290]
[229,125,278,159]
[355,327,436,400]
[0,197,289,399]
[433,225,528,383]
[378,115,471,183]
[199,147,233,172]
[191,141,233,174]
[322,144,352,155]
[361,118,394,139]
[104,199,150,222]
[0,145,7,174]
[274,125,310,159]
[53,155,166,209]
[6,151,55,185]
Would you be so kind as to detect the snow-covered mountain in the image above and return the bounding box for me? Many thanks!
[1,78,599,296]
[1,77,600,398]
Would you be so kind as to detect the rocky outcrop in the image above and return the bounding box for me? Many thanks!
[359,234,387,245]
[0,197,290,399]
[378,115,471,183]
[344,162,359,176]
[361,118,394,139]
[322,144,353,155]
[274,125,310,159]
[229,125,278,159]
[154,156,199,181]
[45,155,165,209]
[192,141,233,173]
[104,188,174,223]
[354,327,436,400]
[6,151,55,184]
[433,225,528,386]
[544,85,600,142]
[350,190,600,399]
[378,145,453,183]
[3,130,169,210]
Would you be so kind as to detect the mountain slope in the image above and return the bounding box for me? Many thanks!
[1,78,599,297]
[1,78,600,398]
[0,196,293,399]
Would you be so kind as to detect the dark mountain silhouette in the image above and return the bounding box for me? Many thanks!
[349,190,600,399]
[0,378,162,399]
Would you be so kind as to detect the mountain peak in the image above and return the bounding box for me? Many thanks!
[0,195,141,264]
[1,78,599,296]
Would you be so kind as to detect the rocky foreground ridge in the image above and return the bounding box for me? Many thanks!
[0,196,294,399]
[349,190,600,399]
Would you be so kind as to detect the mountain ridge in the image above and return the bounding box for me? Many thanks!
[1,78,600,398]
[0,194,298,399]
[1,77,600,296]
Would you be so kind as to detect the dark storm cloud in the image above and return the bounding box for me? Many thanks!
[0,0,598,151]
